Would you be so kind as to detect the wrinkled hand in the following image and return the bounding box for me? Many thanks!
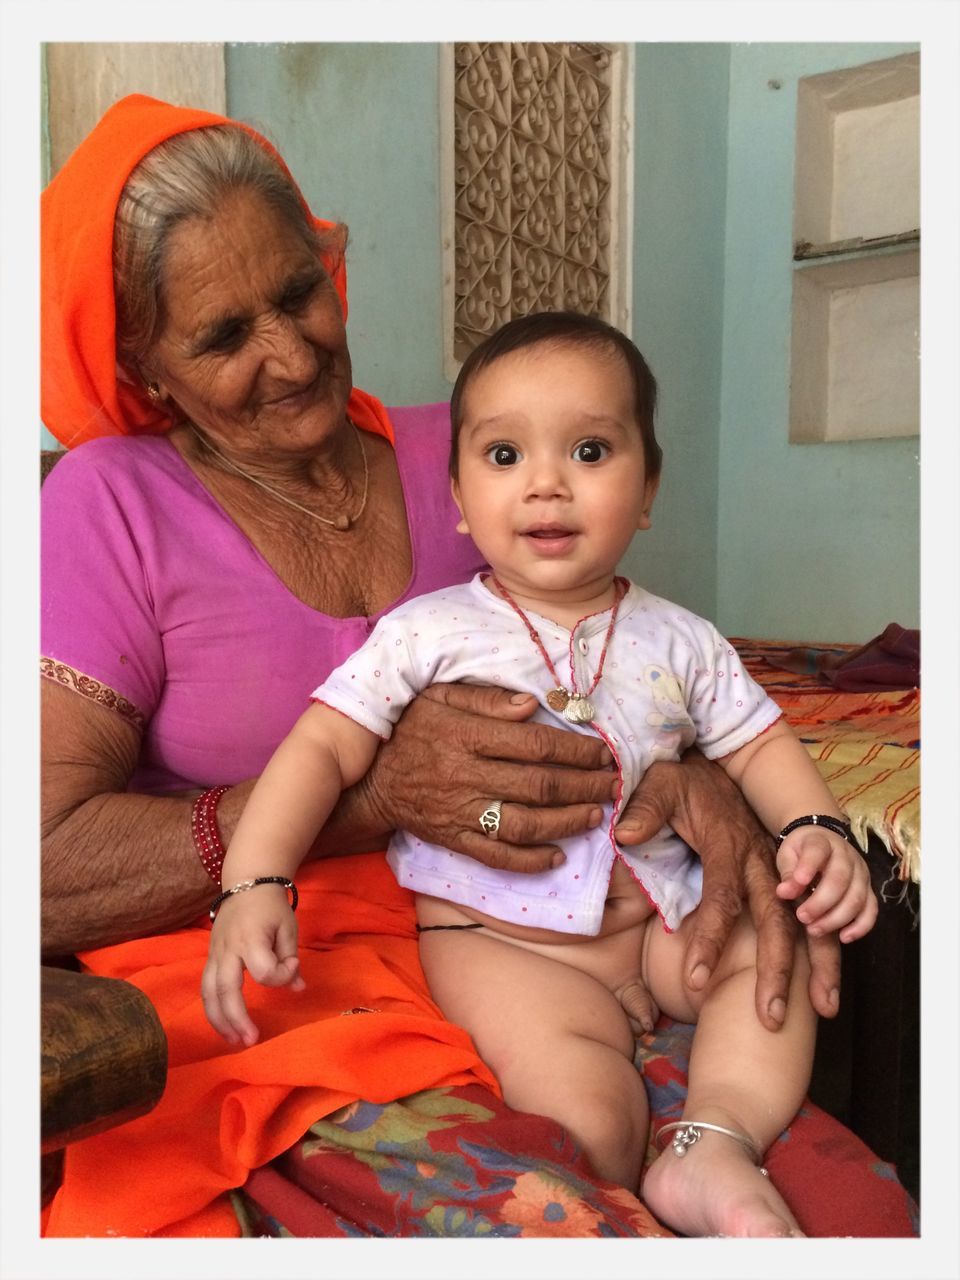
[777,827,877,943]
[201,885,305,1047]
[614,749,842,1031]
[355,683,617,874]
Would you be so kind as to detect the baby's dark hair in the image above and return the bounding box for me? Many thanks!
[449,311,662,479]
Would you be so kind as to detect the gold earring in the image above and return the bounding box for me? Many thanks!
[145,383,161,403]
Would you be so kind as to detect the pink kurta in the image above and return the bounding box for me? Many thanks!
[41,403,485,790]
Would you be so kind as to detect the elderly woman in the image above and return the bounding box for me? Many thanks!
[40,95,844,1238]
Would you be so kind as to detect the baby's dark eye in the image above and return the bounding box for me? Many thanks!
[573,439,609,463]
[487,443,521,466]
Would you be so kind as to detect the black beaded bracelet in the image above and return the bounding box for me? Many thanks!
[776,814,863,853]
[209,876,299,921]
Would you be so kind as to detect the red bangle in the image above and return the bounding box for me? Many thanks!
[191,785,232,886]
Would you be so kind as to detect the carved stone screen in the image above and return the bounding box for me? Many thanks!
[447,42,629,368]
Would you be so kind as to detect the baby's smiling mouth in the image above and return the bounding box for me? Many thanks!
[523,524,577,539]
[520,525,580,555]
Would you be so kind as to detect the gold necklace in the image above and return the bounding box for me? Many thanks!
[491,576,627,724]
[190,420,369,532]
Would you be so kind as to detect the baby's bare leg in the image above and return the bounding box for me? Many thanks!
[641,911,815,1237]
[419,927,650,1188]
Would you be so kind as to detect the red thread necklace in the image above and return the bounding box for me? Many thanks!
[491,576,628,724]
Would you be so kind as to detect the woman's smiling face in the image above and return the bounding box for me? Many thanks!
[146,187,352,460]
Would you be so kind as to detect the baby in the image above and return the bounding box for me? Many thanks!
[202,311,877,1238]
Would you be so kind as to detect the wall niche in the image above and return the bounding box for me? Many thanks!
[789,52,919,443]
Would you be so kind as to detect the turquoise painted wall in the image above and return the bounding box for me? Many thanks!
[227,43,451,408]
[623,44,730,623]
[230,43,732,625]
[229,41,920,641]
[715,43,920,642]
[42,42,921,643]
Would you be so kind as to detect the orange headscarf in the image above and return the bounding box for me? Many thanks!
[41,93,393,449]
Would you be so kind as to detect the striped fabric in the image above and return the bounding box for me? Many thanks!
[732,639,919,884]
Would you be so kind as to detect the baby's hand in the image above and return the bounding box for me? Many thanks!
[775,825,878,943]
[201,883,305,1047]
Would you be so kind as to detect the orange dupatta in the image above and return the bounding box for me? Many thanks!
[44,855,498,1237]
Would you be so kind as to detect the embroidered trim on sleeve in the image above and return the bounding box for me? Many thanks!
[40,657,146,729]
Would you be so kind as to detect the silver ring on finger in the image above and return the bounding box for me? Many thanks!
[479,800,503,839]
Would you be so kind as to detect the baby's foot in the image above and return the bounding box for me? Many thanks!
[642,1127,804,1238]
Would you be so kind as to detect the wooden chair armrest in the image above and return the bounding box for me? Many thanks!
[41,966,167,1154]
[40,448,67,484]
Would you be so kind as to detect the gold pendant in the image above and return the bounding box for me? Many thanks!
[546,688,570,712]
[563,694,596,723]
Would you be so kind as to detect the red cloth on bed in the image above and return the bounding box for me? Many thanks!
[768,624,920,692]
[827,624,920,692]
[237,1071,918,1238]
